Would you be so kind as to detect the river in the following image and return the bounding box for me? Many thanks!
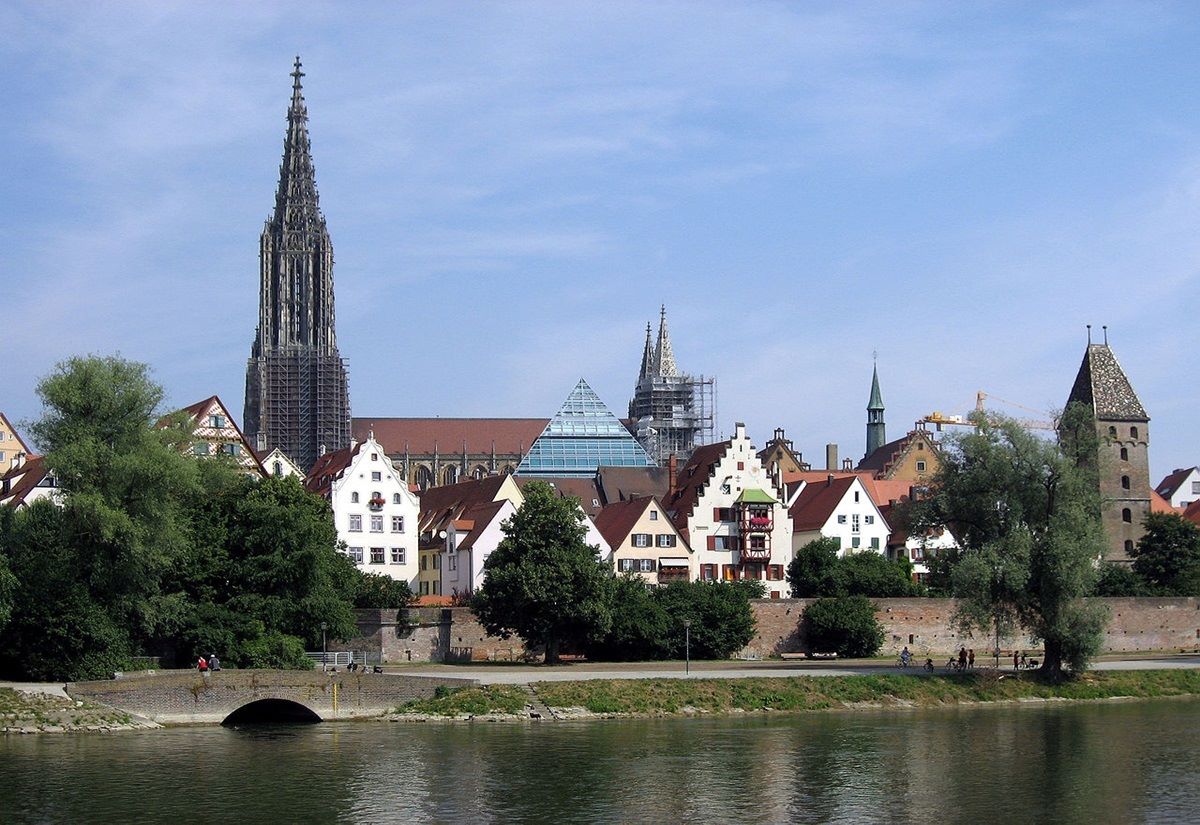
[2,698,1198,823]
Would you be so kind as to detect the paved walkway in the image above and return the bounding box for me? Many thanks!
[388,655,1200,685]
[0,681,68,698]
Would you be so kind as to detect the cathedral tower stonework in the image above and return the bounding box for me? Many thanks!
[244,58,351,472]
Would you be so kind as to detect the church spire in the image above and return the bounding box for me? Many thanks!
[865,357,886,459]
[652,305,678,377]
[638,321,654,379]
[273,56,322,235]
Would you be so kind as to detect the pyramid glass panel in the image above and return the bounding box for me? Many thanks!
[518,379,656,477]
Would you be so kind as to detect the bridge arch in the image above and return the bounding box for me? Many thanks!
[222,698,322,725]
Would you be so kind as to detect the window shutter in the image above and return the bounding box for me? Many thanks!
[707,536,716,551]
[713,507,721,521]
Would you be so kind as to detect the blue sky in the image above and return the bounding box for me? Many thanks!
[2,2,1197,479]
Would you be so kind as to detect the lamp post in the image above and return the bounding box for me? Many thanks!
[684,619,692,676]
[321,621,328,672]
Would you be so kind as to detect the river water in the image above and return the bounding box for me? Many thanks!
[2,699,1198,824]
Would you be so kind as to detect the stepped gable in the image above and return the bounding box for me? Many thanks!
[789,475,858,532]
[1065,344,1149,422]
[353,418,547,457]
[664,440,730,532]
[517,379,655,478]
[593,496,655,549]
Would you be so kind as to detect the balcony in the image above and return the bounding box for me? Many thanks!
[740,538,772,561]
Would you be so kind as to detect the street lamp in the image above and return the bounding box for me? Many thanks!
[684,619,692,676]
[321,621,328,672]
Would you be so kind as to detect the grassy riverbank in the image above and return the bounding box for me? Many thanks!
[392,670,1200,719]
[0,687,154,734]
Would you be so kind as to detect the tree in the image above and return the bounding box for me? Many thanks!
[654,581,759,659]
[1130,513,1200,596]
[1093,562,1148,597]
[354,573,415,609]
[908,406,1108,679]
[786,537,922,598]
[803,596,884,658]
[584,575,671,661]
[472,481,612,663]
[787,538,842,597]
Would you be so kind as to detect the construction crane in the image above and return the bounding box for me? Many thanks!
[921,392,1055,432]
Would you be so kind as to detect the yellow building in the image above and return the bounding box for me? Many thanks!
[593,495,693,585]
[857,428,941,483]
[0,412,31,472]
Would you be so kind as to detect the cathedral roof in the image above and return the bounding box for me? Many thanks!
[352,418,547,457]
[1065,344,1148,422]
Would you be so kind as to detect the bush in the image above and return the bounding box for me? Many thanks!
[787,538,922,598]
[1093,562,1147,597]
[237,632,313,670]
[354,573,414,609]
[803,596,884,658]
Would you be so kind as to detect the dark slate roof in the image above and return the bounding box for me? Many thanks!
[595,465,671,505]
[1065,344,1149,422]
[592,496,655,549]
[1156,467,1198,499]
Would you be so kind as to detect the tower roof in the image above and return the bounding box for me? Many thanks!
[1065,344,1148,422]
[272,56,325,235]
[638,322,654,380]
[518,379,655,477]
[652,305,678,377]
[867,363,884,410]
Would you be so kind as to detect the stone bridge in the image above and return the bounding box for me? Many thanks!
[66,669,477,725]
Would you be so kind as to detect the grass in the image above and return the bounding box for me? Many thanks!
[531,670,1200,716]
[0,687,134,730]
[394,684,530,716]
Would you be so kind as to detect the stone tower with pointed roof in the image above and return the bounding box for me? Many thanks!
[244,58,351,473]
[1063,336,1150,562]
[627,307,715,465]
[866,361,886,460]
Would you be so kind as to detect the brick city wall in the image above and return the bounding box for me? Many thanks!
[344,598,1200,663]
[67,669,476,724]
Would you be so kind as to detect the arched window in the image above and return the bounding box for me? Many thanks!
[414,465,433,491]
[472,465,488,480]
[393,493,402,504]
[1108,426,1117,438]
[351,492,359,503]
[1122,508,1132,523]
[1121,475,1130,490]
[1124,539,1135,555]
[1120,447,1128,461]
[1130,426,1139,440]
[272,461,283,477]
[443,465,459,485]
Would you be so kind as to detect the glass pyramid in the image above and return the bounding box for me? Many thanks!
[517,378,656,477]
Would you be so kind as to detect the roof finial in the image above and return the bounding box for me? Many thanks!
[1102,325,1108,345]
[1087,324,1092,345]
[291,55,304,88]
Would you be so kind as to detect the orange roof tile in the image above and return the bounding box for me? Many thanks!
[592,496,654,548]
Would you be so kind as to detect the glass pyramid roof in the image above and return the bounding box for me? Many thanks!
[517,378,656,477]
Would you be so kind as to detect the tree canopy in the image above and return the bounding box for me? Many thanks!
[908,406,1108,679]
[787,537,922,598]
[472,481,613,663]
[1130,513,1200,596]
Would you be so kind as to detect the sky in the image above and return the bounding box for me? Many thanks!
[2,1,1197,480]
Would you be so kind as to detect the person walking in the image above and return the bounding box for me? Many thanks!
[1013,650,1020,670]
[968,649,975,669]
[958,647,967,672]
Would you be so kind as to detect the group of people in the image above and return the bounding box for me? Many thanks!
[196,653,221,673]
[943,647,976,671]
[1012,650,1035,670]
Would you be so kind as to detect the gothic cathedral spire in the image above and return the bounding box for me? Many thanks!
[244,58,350,472]
[638,322,654,379]
[865,358,886,459]
[652,305,678,377]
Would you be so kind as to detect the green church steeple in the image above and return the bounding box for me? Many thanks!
[866,359,886,459]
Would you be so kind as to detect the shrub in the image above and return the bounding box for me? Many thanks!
[237,632,313,670]
[354,573,414,609]
[803,596,884,658]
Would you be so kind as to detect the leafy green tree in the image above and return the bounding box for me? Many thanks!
[787,538,842,597]
[908,406,1108,679]
[584,575,671,661]
[653,581,759,659]
[803,596,884,658]
[1130,513,1200,596]
[1093,562,1148,597]
[473,481,612,663]
[354,573,415,609]
[0,508,15,634]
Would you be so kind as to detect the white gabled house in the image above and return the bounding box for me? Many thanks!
[258,447,305,480]
[1156,467,1200,510]
[0,454,61,510]
[306,434,420,587]
[438,498,519,597]
[787,474,891,556]
[663,423,793,598]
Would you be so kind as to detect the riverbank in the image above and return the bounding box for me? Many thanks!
[0,687,159,734]
[389,669,1200,721]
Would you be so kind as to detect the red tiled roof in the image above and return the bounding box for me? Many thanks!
[1150,490,1178,514]
[789,476,858,532]
[0,455,50,508]
[1184,499,1200,526]
[456,500,511,552]
[592,496,654,548]
[304,443,361,497]
[351,418,547,457]
[1155,467,1198,499]
[664,441,730,531]
[418,475,511,532]
[783,470,913,510]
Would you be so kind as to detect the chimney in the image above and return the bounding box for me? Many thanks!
[826,473,834,486]
[13,451,26,470]
[667,454,678,497]
[825,443,838,472]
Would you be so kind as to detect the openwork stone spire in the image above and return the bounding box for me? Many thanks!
[653,305,678,377]
[638,322,654,379]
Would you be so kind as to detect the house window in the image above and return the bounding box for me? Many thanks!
[632,533,651,548]
[390,547,405,564]
[221,443,241,457]
[393,493,402,504]
[916,460,927,473]
[370,547,385,564]
[737,462,744,470]
[649,510,658,521]
[870,537,880,550]
[837,515,847,524]
[1121,475,1130,490]
[618,559,636,573]
[192,443,209,456]
[656,534,676,548]
[1120,448,1129,461]
[351,492,360,503]
[448,533,457,552]
[420,555,427,571]
[348,546,363,564]
[639,559,656,572]
[419,581,428,595]
[917,442,924,451]
[209,415,226,428]
[767,565,783,581]
[722,565,735,581]
[865,515,874,524]
[1131,426,1139,439]
[1122,508,1132,523]
[720,481,732,495]
[392,516,405,532]
[370,515,384,532]
[273,461,283,477]
[831,537,841,549]
[748,535,767,549]
[349,515,362,532]
[1124,539,1134,555]
[371,471,382,482]
[1108,426,1117,438]
[371,453,378,462]
[448,555,457,571]
[1193,481,1200,495]
[852,537,861,548]
[711,536,740,551]
[852,514,860,533]
[700,564,717,581]
[854,491,860,502]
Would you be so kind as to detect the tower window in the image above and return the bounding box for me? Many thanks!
[1120,447,1128,461]
[1130,426,1139,440]
[1121,475,1130,490]
[1108,426,1117,438]
[1124,540,1134,555]
[1122,508,1132,523]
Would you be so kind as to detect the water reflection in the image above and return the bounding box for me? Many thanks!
[1,699,1198,823]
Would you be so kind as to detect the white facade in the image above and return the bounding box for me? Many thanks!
[330,436,420,587]
[682,424,792,598]
[439,499,517,597]
[260,447,305,480]
[897,526,957,581]
[790,477,892,557]
[1159,467,1200,509]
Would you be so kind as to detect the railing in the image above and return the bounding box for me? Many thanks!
[303,651,382,669]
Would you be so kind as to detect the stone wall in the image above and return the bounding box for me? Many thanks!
[343,598,1200,663]
[67,669,475,724]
